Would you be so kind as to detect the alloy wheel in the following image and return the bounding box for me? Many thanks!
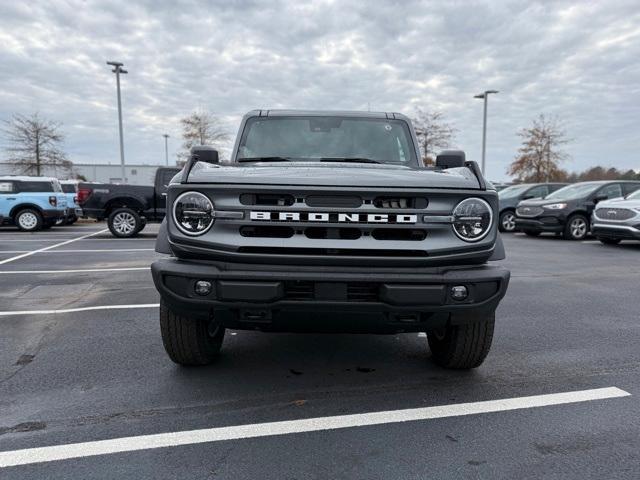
[501,212,516,232]
[113,212,136,235]
[570,217,587,239]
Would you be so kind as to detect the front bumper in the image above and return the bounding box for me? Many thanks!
[515,215,565,233]
[592,223,640,240]
[151,259,510,333]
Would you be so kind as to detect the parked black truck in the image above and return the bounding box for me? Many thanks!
[152,110,510,370]
[78,167,181,237]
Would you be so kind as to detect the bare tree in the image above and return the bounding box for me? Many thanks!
[2,113,71,176]
[178,109,230,161]
[508,114,570,182]
[412,108,456,165]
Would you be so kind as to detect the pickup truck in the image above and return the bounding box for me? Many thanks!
[152,110,510,370]
[78,167,181,237]
[0,176,68,231]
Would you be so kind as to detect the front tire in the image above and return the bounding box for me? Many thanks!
[564,214,589,240]
[427,312,495,369]
[159,300,225,366]
[108,208,142,238]
[15,209,43,232]
[499,210,516,233]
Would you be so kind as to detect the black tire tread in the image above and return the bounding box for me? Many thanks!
[428,313,495,369]
[15,208,43,232]
[159,300,224,366]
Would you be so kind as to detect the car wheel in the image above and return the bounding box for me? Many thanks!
[499,210,516,232]
[108,208,142,238]
[523,230,540,237]
[597,237,621,245]
[427,312,495,369]
[159,299,225,366]
[564,214,589,240]
[15,209,43,232]
[66,215,77,225]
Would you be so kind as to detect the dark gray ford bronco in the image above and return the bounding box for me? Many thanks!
[152,110,510,369]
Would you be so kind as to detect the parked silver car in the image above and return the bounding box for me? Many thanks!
[592,189,640,244]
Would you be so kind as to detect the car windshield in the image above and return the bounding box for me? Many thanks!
[545,183,600,200]
[627,189,640,200]
[237,116,417,165]
[498,185,530,199]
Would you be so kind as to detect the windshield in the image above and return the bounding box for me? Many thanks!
[498,184,530,199]
[627,189,640,200]
[545,183,600,200]
[237,116,418,165]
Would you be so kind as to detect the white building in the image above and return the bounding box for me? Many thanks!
[0,162,173,185]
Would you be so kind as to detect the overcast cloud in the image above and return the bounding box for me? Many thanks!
[0,0,638,180]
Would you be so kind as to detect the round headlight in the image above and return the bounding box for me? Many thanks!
[173,191,215,236]
[452,198,493,242]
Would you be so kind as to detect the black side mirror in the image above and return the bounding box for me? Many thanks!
[522,194,534,200]
[191,146,219,165]
[435,150,466,169]
[594,194,608,203]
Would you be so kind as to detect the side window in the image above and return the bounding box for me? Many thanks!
[0,181,14,193]
[18,181,54,193]
[598,184,622,200]
[622,183,640,196]
[526,186,547,198]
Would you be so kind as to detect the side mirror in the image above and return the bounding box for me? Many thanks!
[594,194,608,203]
[435,150,466,169]
[522,194,534,200]
[191,146,219,165]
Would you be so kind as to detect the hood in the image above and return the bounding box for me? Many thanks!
[596,197,640,210]
[517,196,572,207]
[186,162,482,190]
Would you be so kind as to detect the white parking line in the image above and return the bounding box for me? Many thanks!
[0,250,152,254]
[0,229,108,266]
[0,303,159,317]
[0,387,628,468]
[0,267,150,274]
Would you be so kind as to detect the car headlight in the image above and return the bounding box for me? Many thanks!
[452,198,493,242]
[173,191,215,236]
[543,203,567,210]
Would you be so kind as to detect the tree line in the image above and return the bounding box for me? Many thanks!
[2,109,638,182]
[1,110,229,176]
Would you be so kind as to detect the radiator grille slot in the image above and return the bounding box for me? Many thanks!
[240,193,295,206]
[371,228,426,241]
[374,196,428,209]
[240,226,294,238]
[238,247,427,257]
[305,227,361,240]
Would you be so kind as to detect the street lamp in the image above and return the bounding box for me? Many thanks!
[107,61,128,183]
[163,134,170,166]
[474,90,499,176]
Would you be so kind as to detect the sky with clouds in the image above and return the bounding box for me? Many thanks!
[0,0,638,180]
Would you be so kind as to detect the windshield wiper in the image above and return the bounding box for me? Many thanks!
[319,157,380,164]
[237,156,292,163]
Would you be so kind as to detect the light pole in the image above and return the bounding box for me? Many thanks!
[474,90,498,176]
[163,134,170,166]
[107,61,128,183]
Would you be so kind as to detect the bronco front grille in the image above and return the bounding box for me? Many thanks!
[283,281,379,302]
[516,206,544,217]
[594,208,636,221]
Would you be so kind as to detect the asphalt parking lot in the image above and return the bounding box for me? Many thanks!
[0,224,639,479]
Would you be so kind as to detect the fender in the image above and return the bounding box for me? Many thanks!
[489,233,506,261]
[155,218,172,254]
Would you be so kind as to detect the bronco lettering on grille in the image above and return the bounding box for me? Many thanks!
[250,211,417,224]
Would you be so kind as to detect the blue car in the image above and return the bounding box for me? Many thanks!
[0,176,68,232]
[60,180,84,225]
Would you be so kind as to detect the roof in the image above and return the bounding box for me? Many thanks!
[245,109,411,121]
[0,175,57,182]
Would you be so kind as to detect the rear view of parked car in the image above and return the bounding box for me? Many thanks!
[60,180,83,224]
[498,183,566,232]
[592,188,640,244]
[0,176,68,232]
[515,181,640,240]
